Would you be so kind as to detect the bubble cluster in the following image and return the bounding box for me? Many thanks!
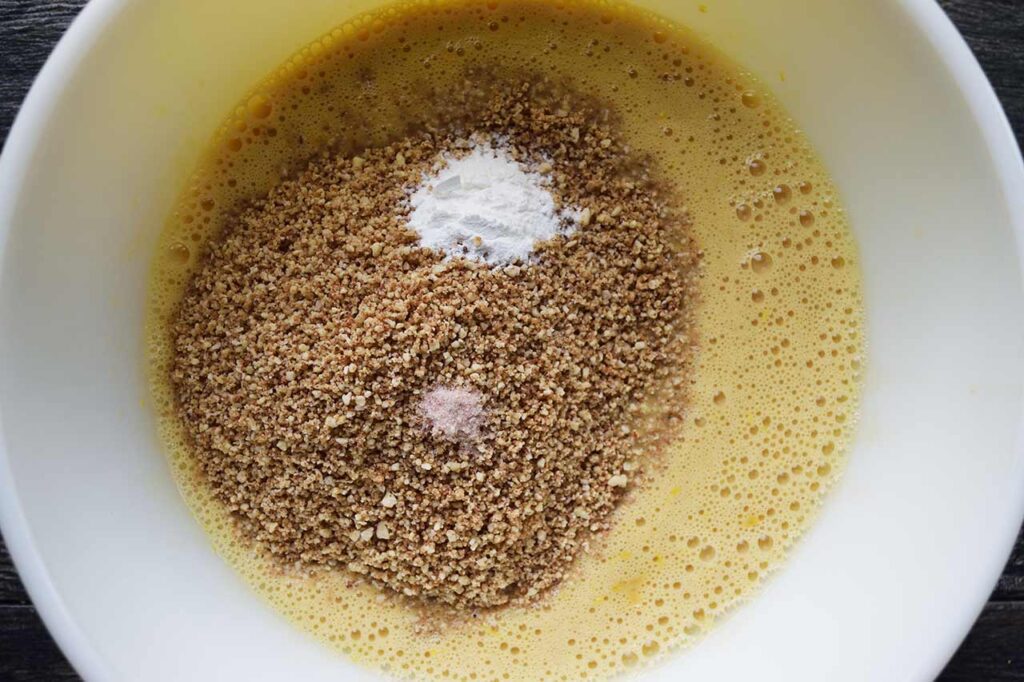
[145,0,864,680]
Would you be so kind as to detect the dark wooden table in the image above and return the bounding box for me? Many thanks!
[1,0,1022,679]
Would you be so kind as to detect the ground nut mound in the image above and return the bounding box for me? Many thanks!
[171,79,699,611]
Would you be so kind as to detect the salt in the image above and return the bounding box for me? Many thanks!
[420,386,485,441]
[407,143,579,265]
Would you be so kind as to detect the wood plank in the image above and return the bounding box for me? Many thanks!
[939,602,1024,680]
[939,0,1024,145]
[0,543,31,606]
[0,606,80,681]
[0,0,87,145]
[994,528,1024,602]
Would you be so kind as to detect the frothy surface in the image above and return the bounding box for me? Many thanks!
[145,0,864,679]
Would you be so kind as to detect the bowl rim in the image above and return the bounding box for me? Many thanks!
[0,0,1022,680]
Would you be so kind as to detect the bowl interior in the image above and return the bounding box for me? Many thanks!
[1,0,1022,680]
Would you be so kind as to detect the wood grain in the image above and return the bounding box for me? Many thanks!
[0,0,1022,680]
[0,607,80,681]
[941,0,1024,148]
[0,0,85,144]
[0,544,31,606]
[938,602,1024,681]
[994,528,1024,602]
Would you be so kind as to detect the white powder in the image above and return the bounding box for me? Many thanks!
[408,144,578,265]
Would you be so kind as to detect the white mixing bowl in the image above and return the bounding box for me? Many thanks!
[1,0,1022,679]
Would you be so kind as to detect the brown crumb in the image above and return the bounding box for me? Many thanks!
[170,75,698,611]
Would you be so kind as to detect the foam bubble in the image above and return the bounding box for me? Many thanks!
[143,1,863,680]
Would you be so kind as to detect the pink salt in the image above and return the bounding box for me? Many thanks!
[420,386,485,440]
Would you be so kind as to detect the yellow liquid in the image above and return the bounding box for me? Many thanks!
[146,1,864,679]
